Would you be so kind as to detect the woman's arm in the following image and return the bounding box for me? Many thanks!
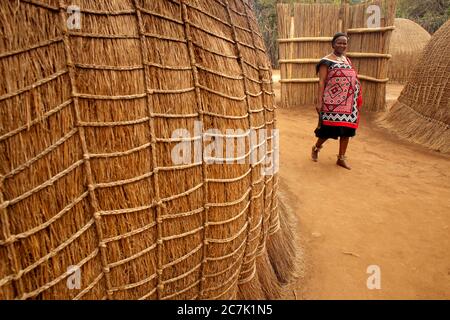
[316,64,328,113]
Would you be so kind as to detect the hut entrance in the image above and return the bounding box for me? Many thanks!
[277,0,396,111]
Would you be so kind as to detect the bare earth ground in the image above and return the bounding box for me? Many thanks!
[272,70,450,299]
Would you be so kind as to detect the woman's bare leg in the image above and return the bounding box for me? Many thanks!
[312,138,327,161]
[337,137,351,169]
[339,137,349,156]
[315,138,327,148]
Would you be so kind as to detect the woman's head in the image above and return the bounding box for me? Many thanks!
[332,32,349,55]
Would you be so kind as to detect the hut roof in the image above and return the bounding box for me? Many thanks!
[388,18,431,83]
[381,19,450,153]
[390,18,431,54]
[0,0,297,300]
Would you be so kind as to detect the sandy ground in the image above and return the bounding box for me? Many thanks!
[272,71,450,299]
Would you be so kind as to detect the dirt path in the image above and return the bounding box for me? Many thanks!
[272,74,450,299]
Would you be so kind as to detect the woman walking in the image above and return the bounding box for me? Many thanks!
[311,32,363,170]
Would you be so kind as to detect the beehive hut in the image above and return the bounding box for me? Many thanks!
[388,18,431,83]
[381,20,450,153]
[0,0,298,300]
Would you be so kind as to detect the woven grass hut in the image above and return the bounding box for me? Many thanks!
[0,0,298,300]
[388,18,431,83]
[381,20,450,153]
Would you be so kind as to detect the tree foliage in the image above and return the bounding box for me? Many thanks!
[396,0,449,34]
[253,0,279,67]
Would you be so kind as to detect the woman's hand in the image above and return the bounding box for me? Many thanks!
[315,103,322,114]
[317,64,327,114]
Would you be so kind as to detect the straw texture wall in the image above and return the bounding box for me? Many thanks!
[388,18,431,84]
[380,20,450,153]
[277,0,396,111]
[0,0,298,300]
[278,3,342,108]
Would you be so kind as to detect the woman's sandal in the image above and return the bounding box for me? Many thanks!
[311,145,322,162]
[336,155,351,170]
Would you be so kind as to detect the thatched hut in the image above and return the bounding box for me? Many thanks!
[388,18,431,84]
[381,20,450,153]
[0,0,298,299]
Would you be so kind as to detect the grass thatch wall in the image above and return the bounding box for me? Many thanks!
[277,0,396,112]
[380,19,450,153]
[277,3,342,108]
[0,0,298,300]
[388,18,431,84]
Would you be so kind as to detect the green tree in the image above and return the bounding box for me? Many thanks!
[253,0,279,67]
[396,0,449,34]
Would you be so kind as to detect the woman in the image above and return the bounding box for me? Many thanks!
[311,32,363,170]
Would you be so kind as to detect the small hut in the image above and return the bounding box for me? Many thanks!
[388,18,431,84]
[381,20,450,153]
[0,0,298,300]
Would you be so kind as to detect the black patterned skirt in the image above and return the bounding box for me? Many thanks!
[314,124,356,140]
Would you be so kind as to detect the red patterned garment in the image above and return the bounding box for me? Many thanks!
[319,58,362,129]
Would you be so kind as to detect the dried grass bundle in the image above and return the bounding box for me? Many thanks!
[388,18,431,84]
[380,20,450,154]
[0,0,298,300]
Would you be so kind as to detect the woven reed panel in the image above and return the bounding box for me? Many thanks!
[0,0,282,300]
[381,20,450,154]
[277,0,397,111]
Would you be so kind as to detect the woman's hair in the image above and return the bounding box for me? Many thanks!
[332,32,349,46]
